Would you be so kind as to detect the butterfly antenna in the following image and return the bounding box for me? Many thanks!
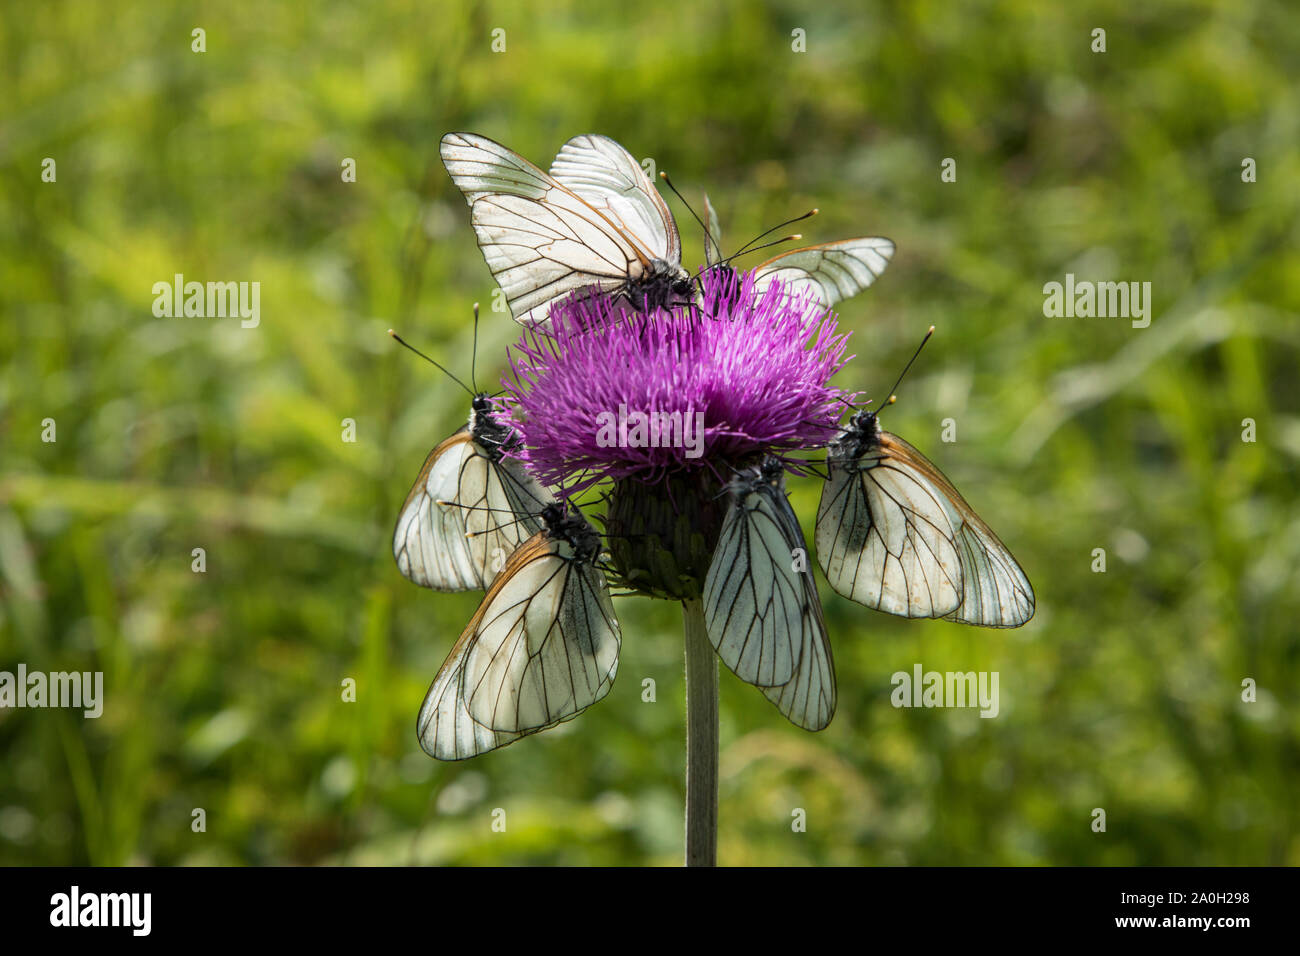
[463,511,536,537]
[470,302,480,394]
[713,233,805,269]
[573,488,614,512]
[660,171,722,265]
[833,394,870,411]
[435,500,517,516]
[598,530,659,542]
[879,326,935,414]
[388,329,475,398]
[731,207,818,259]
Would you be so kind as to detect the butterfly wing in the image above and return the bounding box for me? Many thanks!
[885,434,1035,628]
[704,476,836,729]
[703,191,722,266]
[416,532,621,760]
[393,430,551,591]
[493,455,555,530]
[549,134,681,265]
[753,237,895,312]
[441,132,652,326]
[816,430,1034,627]
[760,583,835,732]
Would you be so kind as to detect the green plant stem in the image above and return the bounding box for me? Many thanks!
[683,597,717,866]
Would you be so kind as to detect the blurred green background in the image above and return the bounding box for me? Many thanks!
[2,0,1297,866]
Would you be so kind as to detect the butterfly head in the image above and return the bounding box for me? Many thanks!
[759,455,786,487]
[833,408,882,462]
[698,264,743,314]
[703,264,737,283]
[624,259,696,314]
[728,455,787,499]
[469,394,520,460]
[671,274,696,301]
[540,503,602,564]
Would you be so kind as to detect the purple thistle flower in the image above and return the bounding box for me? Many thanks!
[503,267,856,494]
[402,130,931,868]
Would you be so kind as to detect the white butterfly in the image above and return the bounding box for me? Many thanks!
[703,457,836,731]
[416,504,621,760]
[393,394,554,591]
[700,206,893,315]
[440,132,693,326]
[752,237,896,312]
[816,409,1035,627]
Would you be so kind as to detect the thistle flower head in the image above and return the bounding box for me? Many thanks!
[499,267,857,599]
[503,267,854,493]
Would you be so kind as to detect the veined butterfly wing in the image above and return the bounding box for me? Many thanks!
[703,458,836,731]
[416,506,621,760]
[752,237,895,312]
[703,192,722,265]
[441,132,686,325]
[816,411,1034,627]
[548,134,681,265]
[393,396,553,591]
[760,593,835,732]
